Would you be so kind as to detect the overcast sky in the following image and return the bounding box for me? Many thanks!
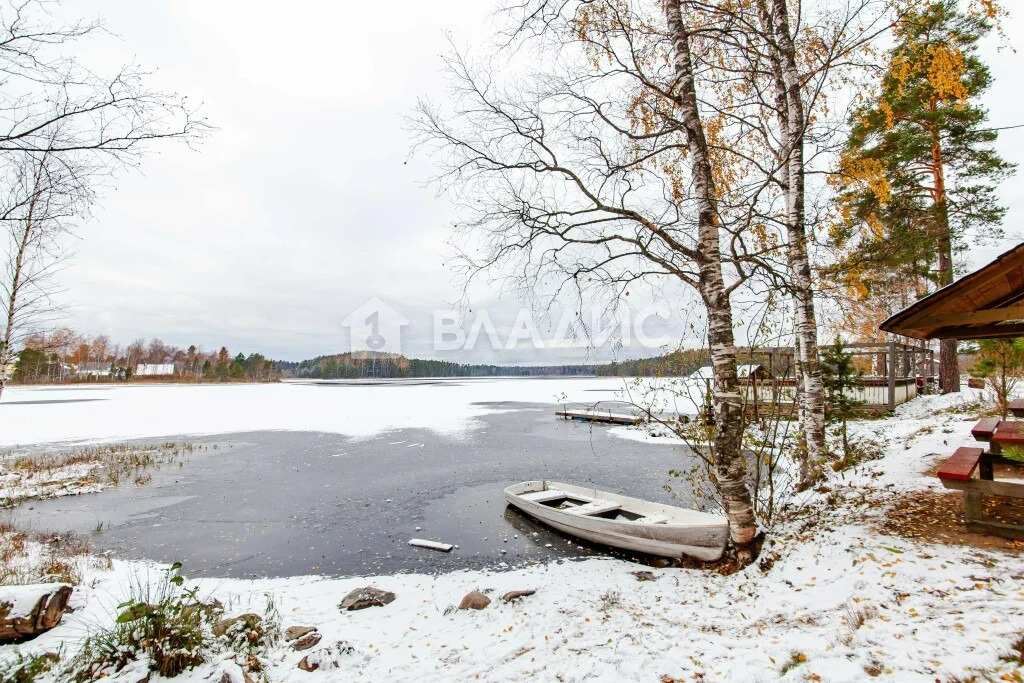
[52,1,1024,363]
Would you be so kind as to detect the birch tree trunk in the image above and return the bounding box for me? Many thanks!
[0,181,41,402]
[664,0,757,554]
[758,0,827,484]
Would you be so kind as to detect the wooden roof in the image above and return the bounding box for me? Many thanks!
[879,242,1024,340]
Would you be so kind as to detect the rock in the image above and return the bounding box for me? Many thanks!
[212,613,263,639]
[291,631,322,651]
[181,598,223,621]
[297,641,356,672]
[0,584,73,644]
[500,589,536,603]
[340,586,395,611]
[632,571,657,582]
[458,590,491,610]
[285,624,317,641]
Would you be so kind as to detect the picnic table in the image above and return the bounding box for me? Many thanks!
[936,417,1024,539]
[1010,399,1024,418]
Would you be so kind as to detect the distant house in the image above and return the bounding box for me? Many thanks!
[688,364,772,382]
[737,364,773,381]
[2,362,14,380]
[76,362,113,377]
[135,363,177,377]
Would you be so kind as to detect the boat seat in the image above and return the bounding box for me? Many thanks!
[520,489,569,503]
[640,514,669,524]
[566,500,620,516]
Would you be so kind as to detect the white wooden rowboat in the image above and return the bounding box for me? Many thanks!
[504,480,729,561]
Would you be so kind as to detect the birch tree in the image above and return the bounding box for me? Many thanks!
[0,147,89,399]
[0,0,209,161]
[413,0,760,556]
[0,0,209,399]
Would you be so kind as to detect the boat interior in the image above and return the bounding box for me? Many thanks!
[519,488,668,524]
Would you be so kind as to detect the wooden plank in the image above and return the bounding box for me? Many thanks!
[555,410,641,425]
[971,417,1001,442]
[993,421,1024,447]
[936,447,984,482]
[408,539,454,552]
[916,303,1024,328]
[566,500,621,516]
[938,476,1024,499]
[520,489,568,503]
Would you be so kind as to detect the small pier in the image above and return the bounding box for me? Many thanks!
[555,409,643,425]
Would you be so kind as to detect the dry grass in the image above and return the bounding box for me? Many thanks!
[0,521,113,585]
[1,442,201,508]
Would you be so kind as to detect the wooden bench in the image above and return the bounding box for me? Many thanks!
[936,447,984,482]
[1011,399,1024,418]
[938,445,1024,541]
[992,420,1024,453]
[971,418,1000,443]
[566,500,621,517]
[521,489,569,504]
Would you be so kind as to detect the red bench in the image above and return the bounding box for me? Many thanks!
[936,447,984,482]
[993,420,1024,448]
[971,418,1000,442]
[1010,399,1024,418]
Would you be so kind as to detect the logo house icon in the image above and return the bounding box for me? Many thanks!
[341,298,410,355]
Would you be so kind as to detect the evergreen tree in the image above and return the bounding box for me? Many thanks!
[821,339,862,461]
[833,0,1014,393]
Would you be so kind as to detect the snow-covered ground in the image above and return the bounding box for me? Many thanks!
[2,383,1024,681]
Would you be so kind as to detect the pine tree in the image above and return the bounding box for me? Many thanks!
[833,0,1014,393]
[820,339,862,462]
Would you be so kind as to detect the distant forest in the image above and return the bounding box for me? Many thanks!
[278,349,719,379]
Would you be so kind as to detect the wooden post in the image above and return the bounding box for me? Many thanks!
[888,340,897,411]
[964,491,983,523]
[980,460,994,480]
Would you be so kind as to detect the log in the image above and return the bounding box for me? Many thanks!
[0,584,73,643]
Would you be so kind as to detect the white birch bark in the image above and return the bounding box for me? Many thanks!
[757,0,827,484]
[664,0,757,551]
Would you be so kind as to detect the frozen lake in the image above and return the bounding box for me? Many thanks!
[1,379,702,577]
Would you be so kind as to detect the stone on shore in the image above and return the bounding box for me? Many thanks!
[285,625,318,641]
[501,589,536,603]
[458,590,491,610]
[340,586,395,611]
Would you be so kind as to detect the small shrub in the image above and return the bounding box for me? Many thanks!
[0,650,60,683]
[838,603,877,645]
[780,652,807,675]
[832,438,884,473]
[38,555,77,584]
[598,590,621,611]
[67,563,213,680]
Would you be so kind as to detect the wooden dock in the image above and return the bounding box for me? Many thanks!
[555,409,643,425]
